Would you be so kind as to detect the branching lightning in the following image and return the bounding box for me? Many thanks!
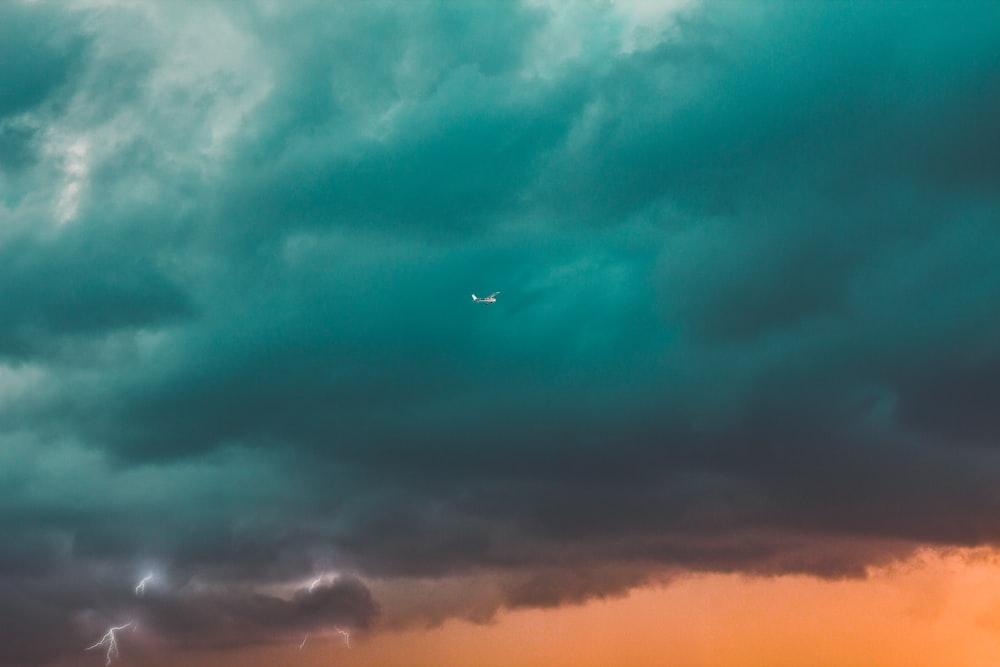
[135,573,153,597]
[303,573,350,650]
[86,623,134,666]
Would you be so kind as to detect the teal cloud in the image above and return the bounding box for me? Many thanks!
[2,1,1000,664]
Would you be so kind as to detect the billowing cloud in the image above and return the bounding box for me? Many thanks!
[0,567,376,666]
[3,0,1000,664]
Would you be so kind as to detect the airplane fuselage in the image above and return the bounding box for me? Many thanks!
[472,292,499,304]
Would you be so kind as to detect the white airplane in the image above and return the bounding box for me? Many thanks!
[472,291,499,304]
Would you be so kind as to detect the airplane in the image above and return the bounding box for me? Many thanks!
[472,291,499,304]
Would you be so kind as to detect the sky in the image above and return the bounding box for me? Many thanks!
[2,0,1000,665]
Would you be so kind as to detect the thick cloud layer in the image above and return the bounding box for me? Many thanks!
[3,0,1000,664]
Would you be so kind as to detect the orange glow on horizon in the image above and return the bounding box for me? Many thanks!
[53,548,1000,667]
[349,548,1000,667]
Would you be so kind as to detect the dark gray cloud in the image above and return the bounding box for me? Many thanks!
[132,574,377,648]
[0,568,376,666]
[3,0,1000,664]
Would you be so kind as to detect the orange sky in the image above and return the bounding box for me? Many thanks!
[64,547,1000,667]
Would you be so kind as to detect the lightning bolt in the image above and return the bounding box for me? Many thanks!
[299,633,309,650]
[135,573,153,597]
[304,573,350,650]
[86,622,133,666]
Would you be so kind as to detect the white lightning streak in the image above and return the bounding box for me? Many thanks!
[336,627,351,648]
[299,633,309,650]
[135,573,153,596]
[308,575,323,593]
[86,623,133,666]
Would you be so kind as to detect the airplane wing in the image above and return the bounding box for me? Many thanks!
[488,292,500,298]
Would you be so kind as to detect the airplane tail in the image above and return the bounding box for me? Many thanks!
[471,294,477,301]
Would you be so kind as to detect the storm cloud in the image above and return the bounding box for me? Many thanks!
[3,0,1000,664]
